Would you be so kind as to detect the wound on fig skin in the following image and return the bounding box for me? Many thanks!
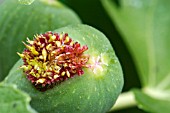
[17,31,90,91]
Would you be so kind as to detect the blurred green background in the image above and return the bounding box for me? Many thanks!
[61,0,145,113]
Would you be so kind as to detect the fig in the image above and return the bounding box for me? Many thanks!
[4,24,123,113]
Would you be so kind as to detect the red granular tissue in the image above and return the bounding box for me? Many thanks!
[17,31,90,91]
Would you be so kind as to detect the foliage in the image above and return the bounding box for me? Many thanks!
[102,0,170,112]
[0,84,37,113]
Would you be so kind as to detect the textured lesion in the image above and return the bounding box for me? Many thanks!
[17,31,90,91]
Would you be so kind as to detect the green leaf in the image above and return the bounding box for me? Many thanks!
[0,0,81,81]
[133,89,170,113]
[3,24,124,113]
[102,0,170,112]
[18,0,35,5]
[0,84,37,113]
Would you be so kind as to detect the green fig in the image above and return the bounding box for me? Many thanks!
[4,24,123,113]
[0,0,81,81]
[18,0,35,5]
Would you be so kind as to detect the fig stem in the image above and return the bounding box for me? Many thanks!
[109,91,137,112]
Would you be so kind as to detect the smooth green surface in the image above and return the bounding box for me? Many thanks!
[0,84,37,113]
[0,0,81,81]
[102,0,170,112]
[4,24,124,113]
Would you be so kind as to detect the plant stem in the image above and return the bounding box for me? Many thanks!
[109,91,137,112]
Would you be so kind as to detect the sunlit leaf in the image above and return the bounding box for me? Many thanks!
[102,0,170,112]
